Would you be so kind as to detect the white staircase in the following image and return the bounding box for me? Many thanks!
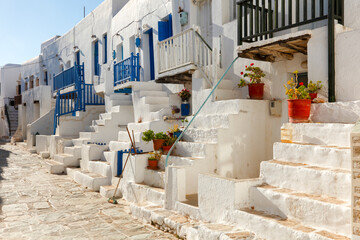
[229,123,352,240]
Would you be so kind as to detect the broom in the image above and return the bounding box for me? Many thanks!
[108,127,137,204]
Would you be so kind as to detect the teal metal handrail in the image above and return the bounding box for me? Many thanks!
[165,56,240,167]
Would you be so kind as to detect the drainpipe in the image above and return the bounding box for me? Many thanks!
[328,0,335,102]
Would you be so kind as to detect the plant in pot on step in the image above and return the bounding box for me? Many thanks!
[284,71,311,123]
[168,124,182,139]
[307,80,323,102]
[162,135,177,154]
[238,63,266,99]
[147,151,161,170]
[153,132,167,150]
[178,88,191,116]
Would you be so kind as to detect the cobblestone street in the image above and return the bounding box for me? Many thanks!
[0,143,178,240]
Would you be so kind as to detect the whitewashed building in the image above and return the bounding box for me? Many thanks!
[2,0,359,239]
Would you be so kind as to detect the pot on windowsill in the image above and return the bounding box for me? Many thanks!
[248,83,265,100]
[287,99,312,123]
[309,93,317,102]
[153,139,165,151]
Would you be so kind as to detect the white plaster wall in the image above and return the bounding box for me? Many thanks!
[216,100,284,179]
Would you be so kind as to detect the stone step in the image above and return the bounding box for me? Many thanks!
[139,90,167,98]
[260,160,351,202]
[249,185,351,236]
[64,146,82,160]
[88,160,112,178]
[72,138,90,147]
[54,154,79,167]
[148,103,169,113]
[143,169,165,189]
[121,181,165,206]
[79,132,93,139]
[71,168,111,191]
[281,123,354,147]
[231,208,350,240]
[186,114,230,129]
[100,112,112,120]
[45,160,65,174]
[273,142,351,170]
[173,141,216,158]
[160,156,205,169]
[143,96,169,105]
[99,185,122,199]
[183,128,219,143]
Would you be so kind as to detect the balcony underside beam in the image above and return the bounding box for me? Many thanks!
[237,33,311,63]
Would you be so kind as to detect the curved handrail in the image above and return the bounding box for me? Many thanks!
[165,56,240,167]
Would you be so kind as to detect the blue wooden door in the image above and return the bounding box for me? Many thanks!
[94,41,99,76]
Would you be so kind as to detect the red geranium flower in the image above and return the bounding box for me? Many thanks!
[250,63,254,66]
[299,82,304,86]
[241,72,244,75]
[245,65,248,68]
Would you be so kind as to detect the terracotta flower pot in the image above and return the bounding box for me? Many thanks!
[148,159,158,170]
[287,99,312,123]
[309,93,318,102]
[162,145,173,154]
[248,83,265,100]
[153,139,165,151]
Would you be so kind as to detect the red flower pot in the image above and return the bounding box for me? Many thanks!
[148,159,158,170]
[309,93,317,102]
[248,83,265,100]
[153,139,165,151]
[162,145,173,154]
[287,99,312,123]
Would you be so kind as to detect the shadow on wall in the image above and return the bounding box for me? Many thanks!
[0,140,10,210]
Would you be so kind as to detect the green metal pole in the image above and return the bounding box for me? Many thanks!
[328,0,336,102]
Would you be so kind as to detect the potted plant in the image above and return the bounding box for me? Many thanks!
[169,124,182,138]
[141,130,166,151]
[307,80,323,102]
[147,152,161,170]
[238,63,266,99]
[178,89,191,116]
[284,71,311,123]
[162,136,177,154]
[154,132,167,150]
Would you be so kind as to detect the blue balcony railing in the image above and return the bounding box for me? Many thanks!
[53,64,84,91]
[114,52,140,87]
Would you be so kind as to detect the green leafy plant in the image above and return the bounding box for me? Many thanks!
[307,81,323,94]
[284,71,310,100]
[154,132,167,140]
[238,63,265,88]
[142,130,155,143]
[148,151,161,161]
[163,136,176,146]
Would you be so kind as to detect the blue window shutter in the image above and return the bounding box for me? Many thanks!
[158,21,169,41]
[76,51,80,65]
[168,14,173,37]
[121,45,124,60]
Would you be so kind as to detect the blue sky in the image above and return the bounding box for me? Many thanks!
[0,0,104,66]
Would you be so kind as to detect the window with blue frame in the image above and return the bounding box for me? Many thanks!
[158,14,173,41]
[103,34,108,64]
[44,71,48,85]
[94,40,99,76]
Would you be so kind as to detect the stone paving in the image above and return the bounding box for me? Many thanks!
[0,142,178,240]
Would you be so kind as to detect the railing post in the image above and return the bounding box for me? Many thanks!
[130,52,134,82]
[53,74,55,91]
[114,61,117,86]
[328,0,336,102]
[136,53,140,81]
[238,2,243,45]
